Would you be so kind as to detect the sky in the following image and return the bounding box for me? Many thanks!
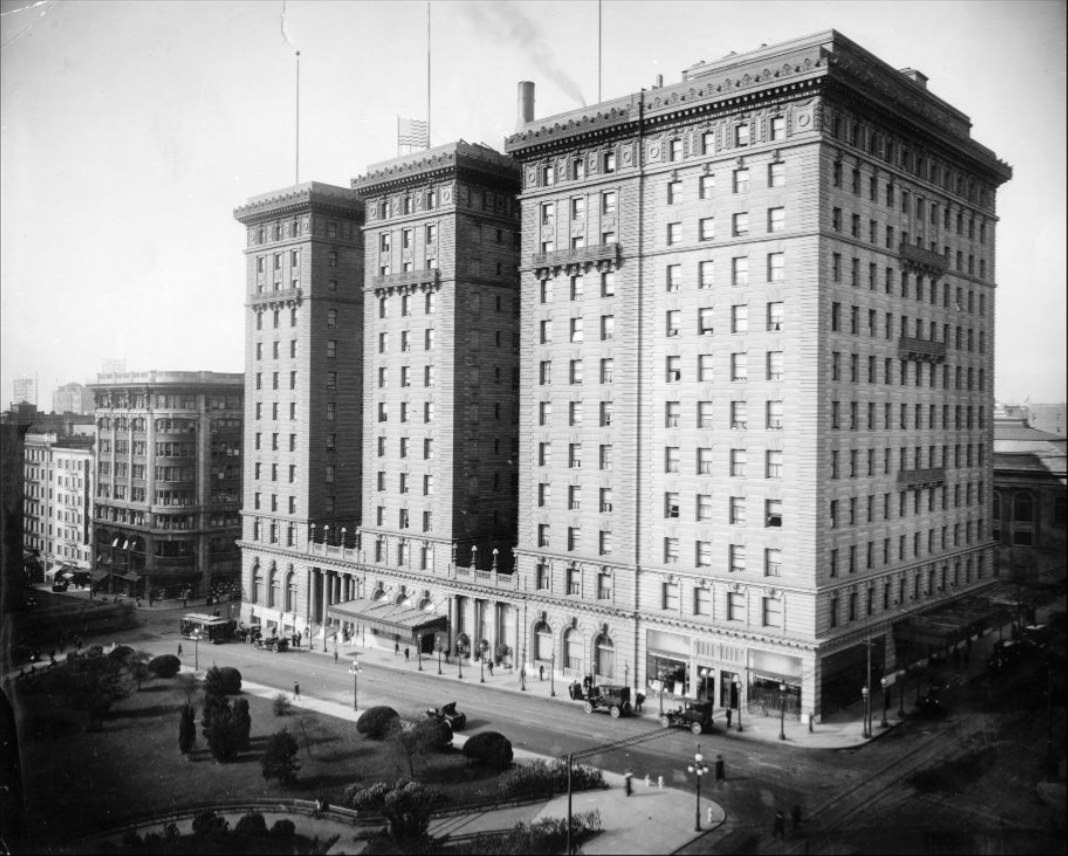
[2,0,1065,407]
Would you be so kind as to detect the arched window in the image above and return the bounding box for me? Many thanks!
[594,633,615,680]
[564,627,584,675]
[252,563,262,603]
[268,564,279,608]
[285,569,297,612]
[534,620,553,661]
[1013,492,1034,523]
[371,583,385,601]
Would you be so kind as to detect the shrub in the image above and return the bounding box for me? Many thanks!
[148,655,181,678]
[262,728,301,785]
[191,811,229,836]
[270,819,296,838]
[462,731,513,770]
[204,700,242,762]
[234,812,268,837]
[412,717,453,751]
[204,665,242,696]
[108,645,135,663]
[357,706,400,739]
[498,759,602,799]
[232,698,252,751]
[178,703,196,755]
[272,692,291,717]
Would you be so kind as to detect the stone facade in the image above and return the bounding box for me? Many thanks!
[504,30,1011,720]
[23,432,94,572]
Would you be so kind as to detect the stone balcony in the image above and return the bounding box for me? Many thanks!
[897,467,946,489]
[531,242,621,276]
[898,242,948,278]
[249,286,302,308]
[898,336,947,363]
[370,269,440,290]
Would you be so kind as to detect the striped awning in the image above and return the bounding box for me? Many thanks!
[327,597,446,640]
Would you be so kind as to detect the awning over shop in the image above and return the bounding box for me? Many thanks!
[91,570,110,581]
[112,571,142,583]
[327,597,446,640]
[894,594,1011,649]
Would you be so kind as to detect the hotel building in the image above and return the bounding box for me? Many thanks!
[23,431,94,574]
[504,30,1011,720]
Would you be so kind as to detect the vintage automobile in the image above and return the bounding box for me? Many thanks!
[257,635,289,653]
[659,700,715,734]
[424,701,467,731]
[583,685,632,718]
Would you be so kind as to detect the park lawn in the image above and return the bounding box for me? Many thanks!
[14,673,502,846]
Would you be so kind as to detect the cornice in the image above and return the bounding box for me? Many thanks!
[234,183,364,226]
[353,142,519,196]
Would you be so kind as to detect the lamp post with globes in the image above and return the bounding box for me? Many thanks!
[191,629,202,672]
[687,745,710,832]
[550,646,556,697]
[778,683,787,740]
[880,676,890,728]
[861,685,871,738]
[733,675,743,732]
[434,632,446,675]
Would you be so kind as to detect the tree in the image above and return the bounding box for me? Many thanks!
[261,728,301,785]
[462,731,513,770]
[349,781,443,843]
[357,706,399,739]
[205,702,241,762]
[232,697,252,751]
[130,650,152,691]
[148,654,181,678]
[205,665,242,695]
[178,703,196,756]
[62,649,136,731]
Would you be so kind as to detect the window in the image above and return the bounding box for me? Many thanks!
[665,492,680,519]
[700,173,715,198]
[731,401,748,429]
[569,443,582,468]
[667,180,681,204]
[730,448,746,476]
[731,352,748,381]
[665,446,680,473]
[766,499,783,527]
[570,275,584,300]
[770,115,785,141]
[699,260,714,289]
[666,400,680,428]
[600,488,614,512]
[766,400,784,429]
[664,539,680,565]
[698,400,713,428]
[698,447,713,474]
[698,307,714,335]
[732,256,748,285]
[766,450,783,478]
[700,217,716,241]
[732,212,748,237]
[601,272,616,296]
[570,317,584,343]
[666,356,681,382]
[667,222,682,245]
[600,358,614,383]
[768,162,785,187]
[766,350,784,381]
[767,253,784,282]
[568,401,582,426]
[733,168,750,193]
[734,124,750,147]
[599,444,612,470]
[768,207,784,233]
[662,579,680,609]
[698,354,714,382]
[728,592,745,621]
[765,548,782,577]
[730,544,747,573]
[730,496,747,525]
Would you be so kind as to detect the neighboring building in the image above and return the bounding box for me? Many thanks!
[89,371,244,598]
[504,30,1011,720]
[12,378,35,408]
[232,183,365,638]
[52,382,95,416]
[22,431,94,575]
[992,417,1067,582]
[1,405,38,603]
[1026,403,1067,438]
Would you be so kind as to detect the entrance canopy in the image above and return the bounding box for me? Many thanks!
[327,597,446,641]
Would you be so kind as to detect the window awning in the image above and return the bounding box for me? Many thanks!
[91,570,110,581]
[327,597,446,640]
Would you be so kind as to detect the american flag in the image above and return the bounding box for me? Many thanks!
[398,117,429,148]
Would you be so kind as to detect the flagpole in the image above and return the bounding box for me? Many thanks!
[295,50,301,184]
[426,1,431,149]
[598,0,602,103]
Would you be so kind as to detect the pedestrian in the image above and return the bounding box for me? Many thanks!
[791,804,802,832]
[714,754,725,782]
[294,682,301,700]
[726,707,733,728]
[635,692,645,713]
[487,661,494,677]
[624,771,633,797]
[539,665,545,681]
[773,810,785,839]
[395,641,400,657]
[404,647,410,662]
[334,649,339,664]
[177,643,183,657]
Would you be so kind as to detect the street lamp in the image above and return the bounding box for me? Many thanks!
[778,683,787,741]
[550,647,556,697]
[880,676,889,728]
[733,675,743,733]
[687,745,710,832]
[479,639,489,683]
[191,629,202,672]
[700,667,710,701]
[348,654,361,710]
[861,685,871,738]
[434,632,446,675]
[417,633,423,672]
[457,640,464,680]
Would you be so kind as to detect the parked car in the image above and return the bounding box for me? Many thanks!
[659,700,715,734]
[424,701,467,731]
[258,635,289,652]
[583,685,632,718]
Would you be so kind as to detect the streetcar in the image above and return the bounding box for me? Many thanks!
[179,613,236,643]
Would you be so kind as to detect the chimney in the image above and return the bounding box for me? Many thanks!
[899,68,928,89]
[654,74,664,89]
[517,81,535,129]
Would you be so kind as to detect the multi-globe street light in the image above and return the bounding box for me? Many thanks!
[687,745,710,832]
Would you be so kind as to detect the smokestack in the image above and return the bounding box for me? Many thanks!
[517,81,535,129]
[655,74,663,89]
